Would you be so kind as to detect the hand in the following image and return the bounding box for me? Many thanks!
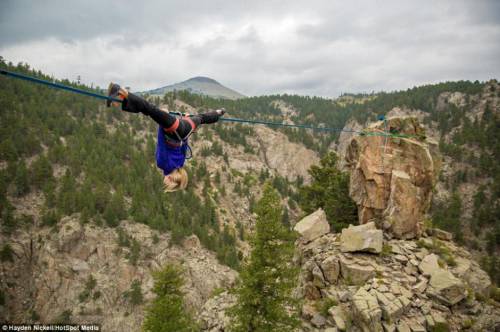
[216,108,226,116]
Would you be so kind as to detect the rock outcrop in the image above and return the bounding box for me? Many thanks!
[345,116,441,239]
[292,216,500,332]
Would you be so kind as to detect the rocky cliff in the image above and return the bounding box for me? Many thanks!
[345,116,441,239]
[0,216,237,330]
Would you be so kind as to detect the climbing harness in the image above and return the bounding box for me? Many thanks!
[162,114,196,159]
[0,69,415,139]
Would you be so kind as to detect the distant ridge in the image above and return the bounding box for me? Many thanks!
[143,76,245,100]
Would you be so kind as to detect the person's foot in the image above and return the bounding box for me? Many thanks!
[107,83,127,107]
[200,109,225,124]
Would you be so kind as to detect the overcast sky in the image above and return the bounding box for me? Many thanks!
[1,0,499,97]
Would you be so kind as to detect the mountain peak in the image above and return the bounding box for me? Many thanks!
[186,76,219,84]
[143,76,245,100]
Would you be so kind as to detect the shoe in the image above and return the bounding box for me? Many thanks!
[200,109,224,124]
[107,82,122,107]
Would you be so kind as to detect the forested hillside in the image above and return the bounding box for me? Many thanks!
[0,59,241,269]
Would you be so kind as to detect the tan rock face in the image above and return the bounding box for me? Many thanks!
[345,116,441,239]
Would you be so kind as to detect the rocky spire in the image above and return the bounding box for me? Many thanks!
[345,116,441,239]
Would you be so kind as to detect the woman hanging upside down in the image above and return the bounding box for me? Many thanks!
[107,83,225,192]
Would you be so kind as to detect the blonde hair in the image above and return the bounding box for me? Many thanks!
[164,168,188,192]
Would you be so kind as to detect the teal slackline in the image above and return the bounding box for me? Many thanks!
[0,69,411,138]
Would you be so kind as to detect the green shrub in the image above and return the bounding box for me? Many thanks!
[462,319,474,329]
[491,287,500,302]
[381,244,392,257]
[210,287,225,298]
[126,280,143,306]
[78,290,90,303]
[152,234,159,244]
[55,310,72,324]
[116,227,131,247]
[79,275,97,302]
[41,209,59,227]
[30,310,40,321]
[127,239,141,265]
[315,297,337,316]
[0,244,15,262]
[93,290,101,300]
[430,322,450,332]
[475,292,486,302]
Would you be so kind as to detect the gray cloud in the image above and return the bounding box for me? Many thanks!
[1,0,499,97]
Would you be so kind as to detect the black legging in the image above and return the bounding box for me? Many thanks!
[122,93,220,139]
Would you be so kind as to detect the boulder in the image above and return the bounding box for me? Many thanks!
[328,306,347,331]
[301,303,317,320]
[352,288,383,332]
[304,282,321,300]
[311,313,327,328]
[426,269,466,306]
[432,228,453,241]
[418,254,440,277]
[464,266,492,298]
[340,256,375,285]
[452,257,492,297]
[340,222,383,253]
[321,256,340,284]
[71,259,90,272]
[312,265,326,288]
[345,116,440,239]
[294,208,330,243]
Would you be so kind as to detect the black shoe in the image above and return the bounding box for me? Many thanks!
[200,109,225,124]
[106,82,121,107]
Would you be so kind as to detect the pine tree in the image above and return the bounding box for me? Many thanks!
[229,184,299,332]
[13,160,30,197]
[299,152,358,232]
[142,264,196,332]
[31,155,53,189]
